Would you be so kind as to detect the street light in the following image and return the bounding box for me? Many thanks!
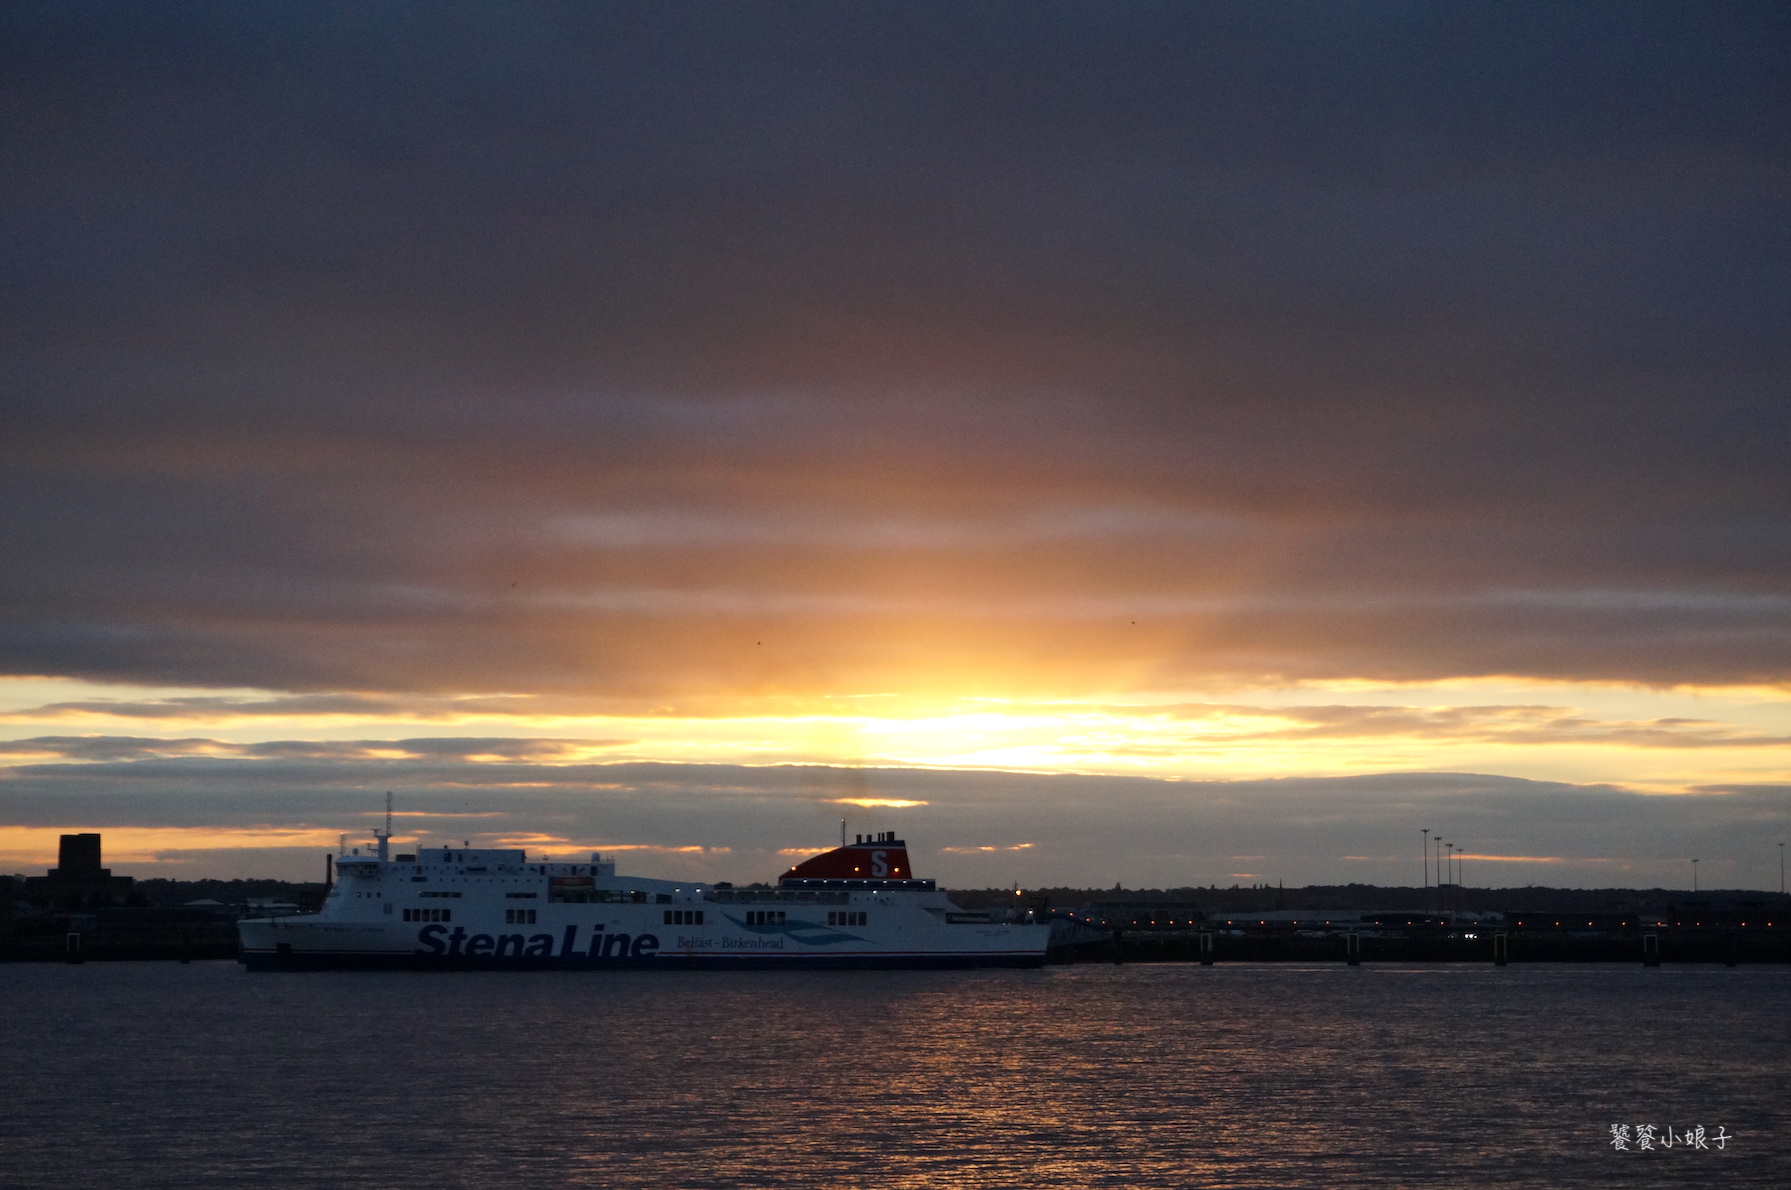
[1422,829,1430,895]
[1692,858,1699,892]
[1437,835,1446,912]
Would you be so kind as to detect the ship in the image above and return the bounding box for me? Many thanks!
[238,831,1050,970]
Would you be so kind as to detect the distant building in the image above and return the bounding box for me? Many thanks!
[22,833,136,906]
[1068,900,1208,929]
[1064,902,1506,932]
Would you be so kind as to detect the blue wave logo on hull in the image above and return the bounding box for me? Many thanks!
[724,913,865,946]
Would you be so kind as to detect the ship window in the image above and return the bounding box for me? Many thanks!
[505,892,538,899]
[827,912,868,927]
[663,910,706,925]
[505,909,538,924]
[745,910,786,925]
[404,908,452,922]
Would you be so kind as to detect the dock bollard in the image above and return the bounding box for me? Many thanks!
[1345,931,1360,966]
[1643,932,1660,967]
[1199,931,1214,966]
[65,931,84,964]
[1493,932,1508,966]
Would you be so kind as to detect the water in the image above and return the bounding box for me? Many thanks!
[3,961,1786,1187]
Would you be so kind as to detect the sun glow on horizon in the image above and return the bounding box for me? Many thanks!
[1,676,1787,795]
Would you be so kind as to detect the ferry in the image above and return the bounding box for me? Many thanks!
[239,831,1049,970]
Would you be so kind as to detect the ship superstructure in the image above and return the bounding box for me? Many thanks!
[239,832,1049,970]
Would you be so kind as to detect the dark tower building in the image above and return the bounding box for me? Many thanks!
[53,833,105,878]
[24,833,134,905]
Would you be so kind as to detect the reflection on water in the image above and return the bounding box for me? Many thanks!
[3,962,1786,1187]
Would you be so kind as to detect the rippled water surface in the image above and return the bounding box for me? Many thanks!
[4,961,1787,1187]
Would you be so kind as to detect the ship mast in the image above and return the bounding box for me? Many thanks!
[374,790,393,861]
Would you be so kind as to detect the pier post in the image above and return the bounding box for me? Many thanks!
[1725,931,1738,968]
[1345,931,1360,966]
[1493,931,1508,966]
[64,931,83,964]
[1643,932,1660,967]
[1199,931,1214,966]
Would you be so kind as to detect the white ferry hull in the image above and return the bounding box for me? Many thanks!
[240,914,1048,970]
[239,840,1050,971]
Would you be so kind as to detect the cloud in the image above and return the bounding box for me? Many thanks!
[1147,703,1791,749]
[0,4,1787,704]
[0,736,232,762]
[0,692,547,722]
[1,9,1786,894]
[0,735,633,764]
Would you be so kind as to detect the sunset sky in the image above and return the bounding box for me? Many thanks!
[4,3,1788,889]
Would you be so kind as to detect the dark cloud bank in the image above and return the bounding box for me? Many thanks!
[3,2,1789,699]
